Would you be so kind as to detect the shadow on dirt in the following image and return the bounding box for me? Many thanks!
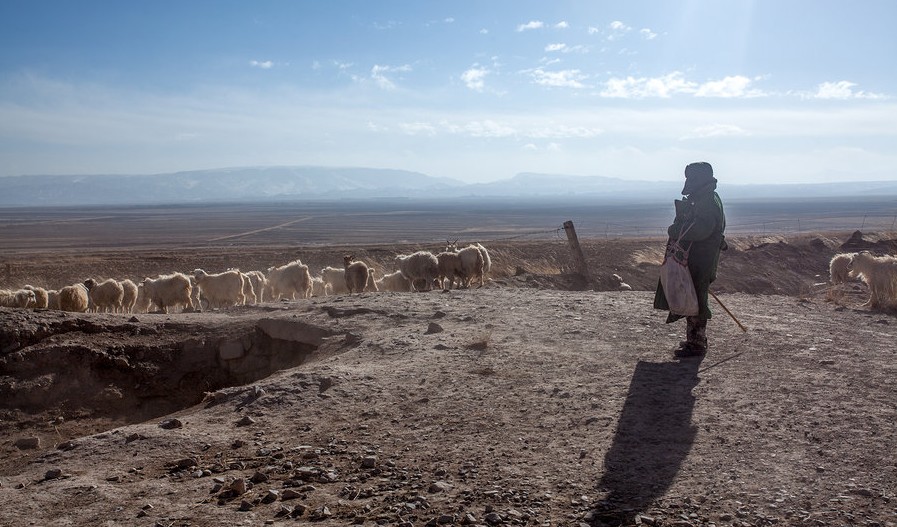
[589,358,702,525]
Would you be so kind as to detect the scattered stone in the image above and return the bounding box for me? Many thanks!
[361,456,378,469]
[14,437,40,450]
[462,513,477,525]
[230,478,248,496]
[125,433,142,443]
[232,439,246,448]
[236,415,256,427]
[44,468,63,480]
[159,418,183,430]
[128,316,140,323]
[250,471,268,484]
[437,514,455,524]
[309,506,332,521]
[290,503,308,518]
[174,457,198,470]
[820,359,836,365]
[425,322,444,334]
[261,489,279,504]
[319,377,334,393]
[56,440,77,451]
[428,481,453,493]
[281,489,302,500]
[136,510,148,518]
[52,416,65,425]
[238,500,254,512]
[484,511,503,524]
[106,475,121,482]
[434,344,451,350]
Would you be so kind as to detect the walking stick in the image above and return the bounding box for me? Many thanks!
[710,290,747,332]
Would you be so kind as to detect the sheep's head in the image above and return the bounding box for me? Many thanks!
[343,255,356,268]
[193,269,207,278]
[445,240,459,252]
[20,289,37,305]
[83,278,97,290]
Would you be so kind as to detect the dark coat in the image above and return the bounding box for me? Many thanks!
[654,186,726,321]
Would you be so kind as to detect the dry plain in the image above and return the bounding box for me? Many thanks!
[1,201,896,527]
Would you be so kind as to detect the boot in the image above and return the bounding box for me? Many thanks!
[675,316,707,357]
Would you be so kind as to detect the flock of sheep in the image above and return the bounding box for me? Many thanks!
[829,250,897,309]
[0,242,492,314]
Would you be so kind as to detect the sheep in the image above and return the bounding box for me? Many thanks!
[119,279,139,313]
[476,242,492,286]
[46,289,60,310]
[436,251,463,290]
[134,283,151,313]
[193,269,245,309]
[142,273,193,314]
[58,283,89,312]
[240,272,257,304]
[321,266,349,295]
[829,252,857,285]
[310,275,327,297]
[245,270,268,303]
[375,270,413,292]
[343,255,370,294]
[848,251,897,309]
[445,242,485,288]
[395,251,439,292]
[23,285,49,309]
[0,288,36,309]
[366,268,379,292]
[266,261,312,300]
[84,278,125,313]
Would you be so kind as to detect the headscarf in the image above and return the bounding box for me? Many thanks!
[682,161,717,196]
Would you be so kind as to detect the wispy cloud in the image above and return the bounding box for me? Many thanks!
[607,20,631,40]
[554,21,569,29]
[373,20,399,30]
[587,26,600,35]
[544,42,588,54]
[399,122,437,136]
[811,81,886,100]
[250,60,274,69]
[680,124,750,140]
[370,64,412,90]
[461,67,488,91]
[444,17,455,23]
[695,76,766,98]
[527,68,588,89]
[517,20,544,32]
[639,28,658,40]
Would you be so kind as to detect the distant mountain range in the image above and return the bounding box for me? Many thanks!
[1,166,896,207]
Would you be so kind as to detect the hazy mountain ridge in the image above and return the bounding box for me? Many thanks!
[1,166,896,206]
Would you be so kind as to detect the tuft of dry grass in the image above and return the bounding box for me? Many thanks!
[465,330,492,351]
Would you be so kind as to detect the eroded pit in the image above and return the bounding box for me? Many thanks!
[0,310,341,441]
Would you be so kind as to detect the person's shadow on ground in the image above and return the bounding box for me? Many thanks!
[591,357,703,525]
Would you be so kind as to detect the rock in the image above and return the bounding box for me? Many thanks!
[281,489,302,500]
[428,481,453,493]
[14,437,40,450]
[236,415,256,427]
[174,457,198,470]
[484,511,503,524]
[250,471,268,484]
[619,282,632,291]
[44,468,63,480]
[319,377,334,392]
[125,433,142,443]
[309,505,332,521]
[238,500,254,512]
[361,456,378,469]
[232,439,246,448]
[462,513,477,524]
[261,490,279,504]
[159,418,183,430]
[56,440,77,451]
[437,514,455,524]
[128,316,140,322]
[290,503,308,517]
[230,478,248,496]
[425,322,444,334]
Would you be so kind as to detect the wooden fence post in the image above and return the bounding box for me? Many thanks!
[563,220,591,283]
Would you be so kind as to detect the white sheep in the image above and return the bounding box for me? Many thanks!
[84,278,125,313]
[829,252,857,285]
[476,242,492,286]
[142,273,193,314]
[310,275,327,297]
[446,242,485,288]
[240,272,257,304]
[23,285,49,309]
[0,288,36,309]
[245,270,267,303]
[436,251,463,290]
[366,268,379,292]
[134,283,151,313]
[375,270,413,292]
[395,251,439,292]
[321,266,349,295]
[119,279,139,313]
[58,283,89,312]
[193,269,245,309]
[343,255,370,294]
[848,251,897,309]
[266,261,312,300]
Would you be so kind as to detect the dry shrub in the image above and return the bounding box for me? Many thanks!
[630,247,665,267]
[465,330,492,351]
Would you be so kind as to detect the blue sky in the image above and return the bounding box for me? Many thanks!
[1,0,895,185]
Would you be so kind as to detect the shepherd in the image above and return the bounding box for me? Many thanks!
[654,161,727,357]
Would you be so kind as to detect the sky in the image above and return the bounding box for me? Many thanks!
[1,0,896,185]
